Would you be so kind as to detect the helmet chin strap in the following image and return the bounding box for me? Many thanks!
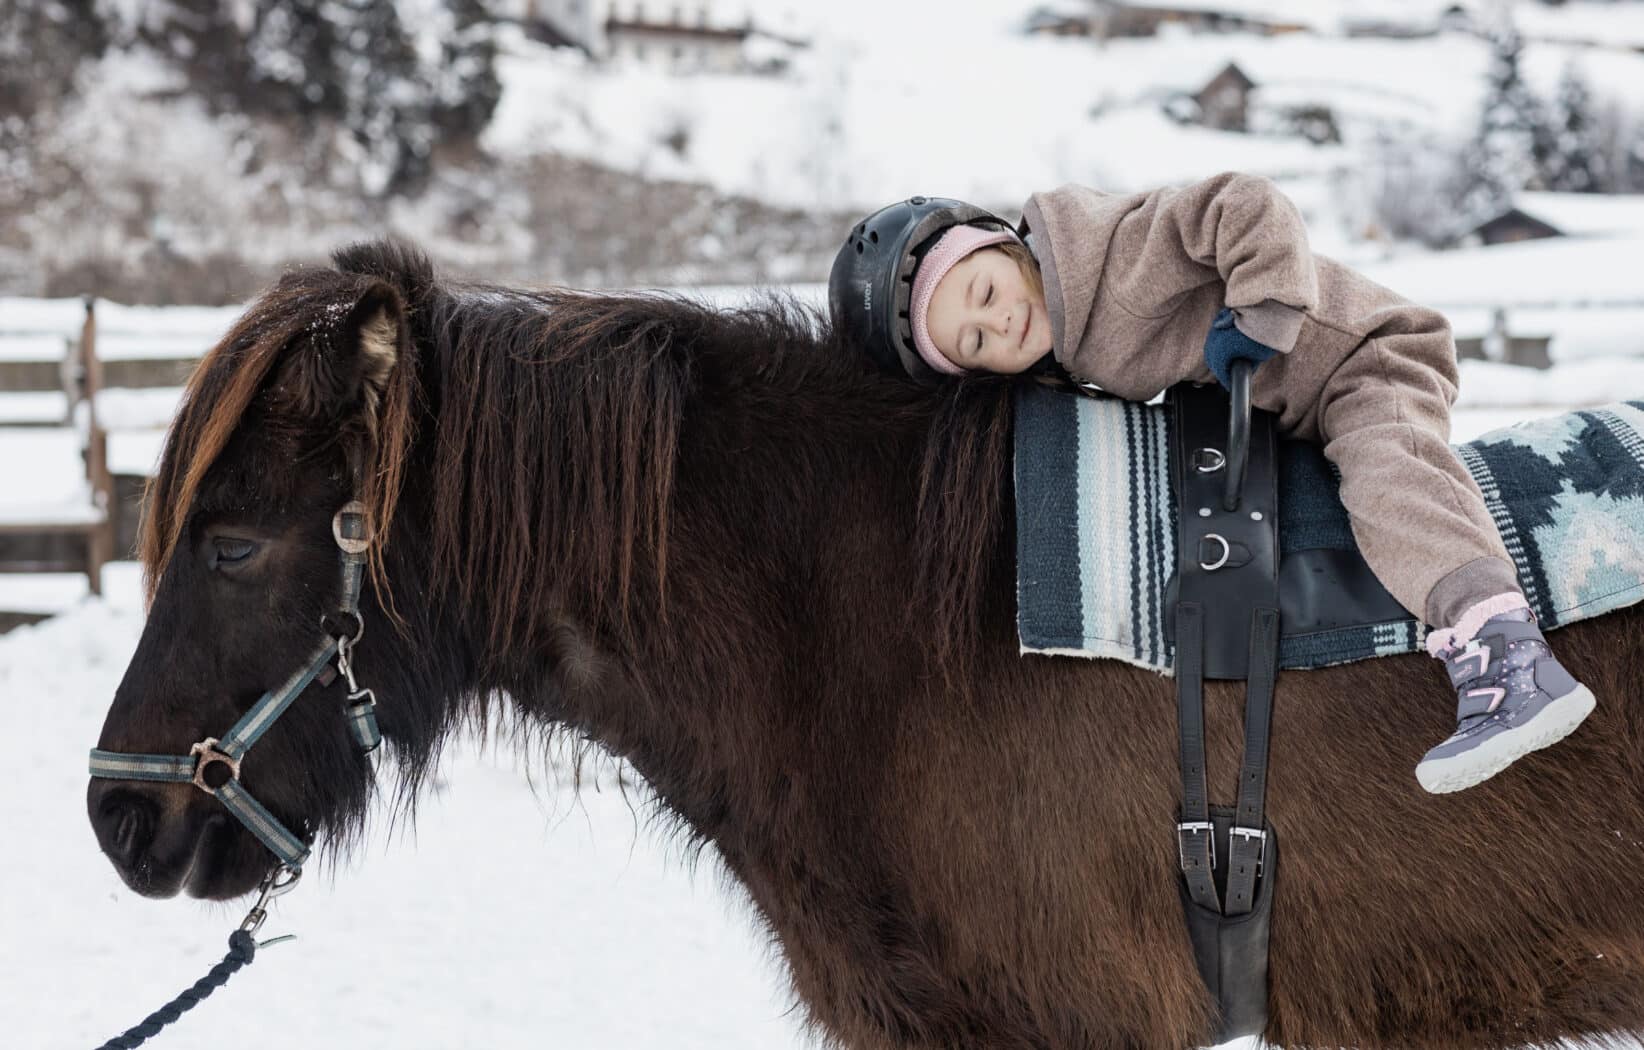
[88,500,382,873]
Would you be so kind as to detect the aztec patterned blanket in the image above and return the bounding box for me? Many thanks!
[1014,389,1644,674]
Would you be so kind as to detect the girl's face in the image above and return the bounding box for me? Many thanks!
[925,248,1054,374]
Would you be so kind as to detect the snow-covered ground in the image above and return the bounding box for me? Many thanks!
[0,580,816,1048]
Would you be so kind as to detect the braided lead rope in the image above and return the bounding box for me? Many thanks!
[92,867,299,1050]
[93,931,258,1050]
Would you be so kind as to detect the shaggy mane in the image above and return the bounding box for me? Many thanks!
[141,239,1017,678]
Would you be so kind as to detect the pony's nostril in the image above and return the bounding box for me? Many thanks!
[115,809,143,854]
[98,792,158,864]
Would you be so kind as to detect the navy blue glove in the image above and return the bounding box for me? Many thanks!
[1203,307,1277,388]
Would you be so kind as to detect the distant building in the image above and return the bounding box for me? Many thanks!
[1025,1,1310,39]
[605,7,752,73]
[1193,61,1255,131]
[497,1,806,73]
[1024,4,1099,36]
[1339,1,1477,39]
[1341,16,1438,40]
[1089,2,1309,39]
[1464,192,1644,246]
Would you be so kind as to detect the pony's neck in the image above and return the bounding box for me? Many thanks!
[557,331,926,843]
[402,290,931,842]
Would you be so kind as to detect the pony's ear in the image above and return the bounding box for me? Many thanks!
[269,282,404,420]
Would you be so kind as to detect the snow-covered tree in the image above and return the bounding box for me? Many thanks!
[0,0,110,123]
[1543,61,1608,192]
[134,0,255,113]
[1595,103,1644,194]
[244,0,346,118]
[430,0,503,140]
[1368,127,1470,247]
[1455,14,1551,221]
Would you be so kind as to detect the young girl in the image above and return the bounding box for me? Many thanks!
[826,173,1596,794]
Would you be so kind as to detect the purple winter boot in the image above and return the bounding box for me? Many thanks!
[1416,596,1597,794]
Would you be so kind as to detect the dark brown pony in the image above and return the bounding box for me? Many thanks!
[88,239,1644,1050]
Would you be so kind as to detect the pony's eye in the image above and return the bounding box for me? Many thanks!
[212,537,257,567]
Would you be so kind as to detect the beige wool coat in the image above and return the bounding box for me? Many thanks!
[1018,173,1520,628]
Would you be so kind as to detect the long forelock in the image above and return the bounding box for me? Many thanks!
[141,301,299,599]
[139,270,397,602]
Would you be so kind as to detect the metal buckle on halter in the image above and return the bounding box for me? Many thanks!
[1176,820,1216,870]
[331,499,371,555]
[189,737,241,795]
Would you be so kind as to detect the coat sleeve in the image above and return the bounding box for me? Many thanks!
[1103,172,1319,352]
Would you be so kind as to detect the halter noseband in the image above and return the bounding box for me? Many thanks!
[88,501,382,873]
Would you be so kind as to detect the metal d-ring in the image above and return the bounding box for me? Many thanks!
[1199,533,1231,572]
[1193,447,1226,474]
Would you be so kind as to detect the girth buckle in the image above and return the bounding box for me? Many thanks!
[1230,825,1267,875]
[1176,820,1216,870]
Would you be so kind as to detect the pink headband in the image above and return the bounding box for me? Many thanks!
[910,225,1016,376]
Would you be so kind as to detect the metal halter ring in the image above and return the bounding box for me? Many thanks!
[331,499,371,555]
[189,738,242,795]
[1198,534,1231,572]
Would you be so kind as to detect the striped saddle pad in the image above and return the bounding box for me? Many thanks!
[1013,388,1644,674]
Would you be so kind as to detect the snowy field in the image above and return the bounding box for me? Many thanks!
[3,286,1643,1048]
[0,583,814,1049]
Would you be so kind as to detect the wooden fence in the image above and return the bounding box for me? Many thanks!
[0,298,219,629]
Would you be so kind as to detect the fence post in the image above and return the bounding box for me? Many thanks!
[81,296,113,597]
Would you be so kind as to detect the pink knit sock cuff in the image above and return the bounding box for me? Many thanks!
[1425,591,1532,657]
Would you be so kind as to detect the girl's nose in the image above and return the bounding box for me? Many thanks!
[990,304,1013,336]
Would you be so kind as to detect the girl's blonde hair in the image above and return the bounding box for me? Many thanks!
[996,240,1046,305]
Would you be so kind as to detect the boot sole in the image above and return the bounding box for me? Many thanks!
[1416,685,1597,795]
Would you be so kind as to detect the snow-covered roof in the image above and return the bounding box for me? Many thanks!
[1504,192,1644,239]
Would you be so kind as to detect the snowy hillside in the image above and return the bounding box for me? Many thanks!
[7,0,1644,300]
[485,0,1644,220]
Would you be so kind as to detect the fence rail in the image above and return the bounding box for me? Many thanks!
[0,298,217,621]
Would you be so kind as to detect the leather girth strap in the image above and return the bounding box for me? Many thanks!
[1168,369,1282,919]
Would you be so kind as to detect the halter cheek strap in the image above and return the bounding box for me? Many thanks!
[88,501,382,872]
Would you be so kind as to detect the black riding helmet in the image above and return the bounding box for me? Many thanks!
[828,196,1018,384]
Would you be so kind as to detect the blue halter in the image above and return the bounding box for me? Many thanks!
[88,502,382,872]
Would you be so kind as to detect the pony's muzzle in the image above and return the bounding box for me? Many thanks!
[86,778,205,897]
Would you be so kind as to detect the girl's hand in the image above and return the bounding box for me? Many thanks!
[1203,308,1278,388]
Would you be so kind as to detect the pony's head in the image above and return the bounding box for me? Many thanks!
[85,246,422,900]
